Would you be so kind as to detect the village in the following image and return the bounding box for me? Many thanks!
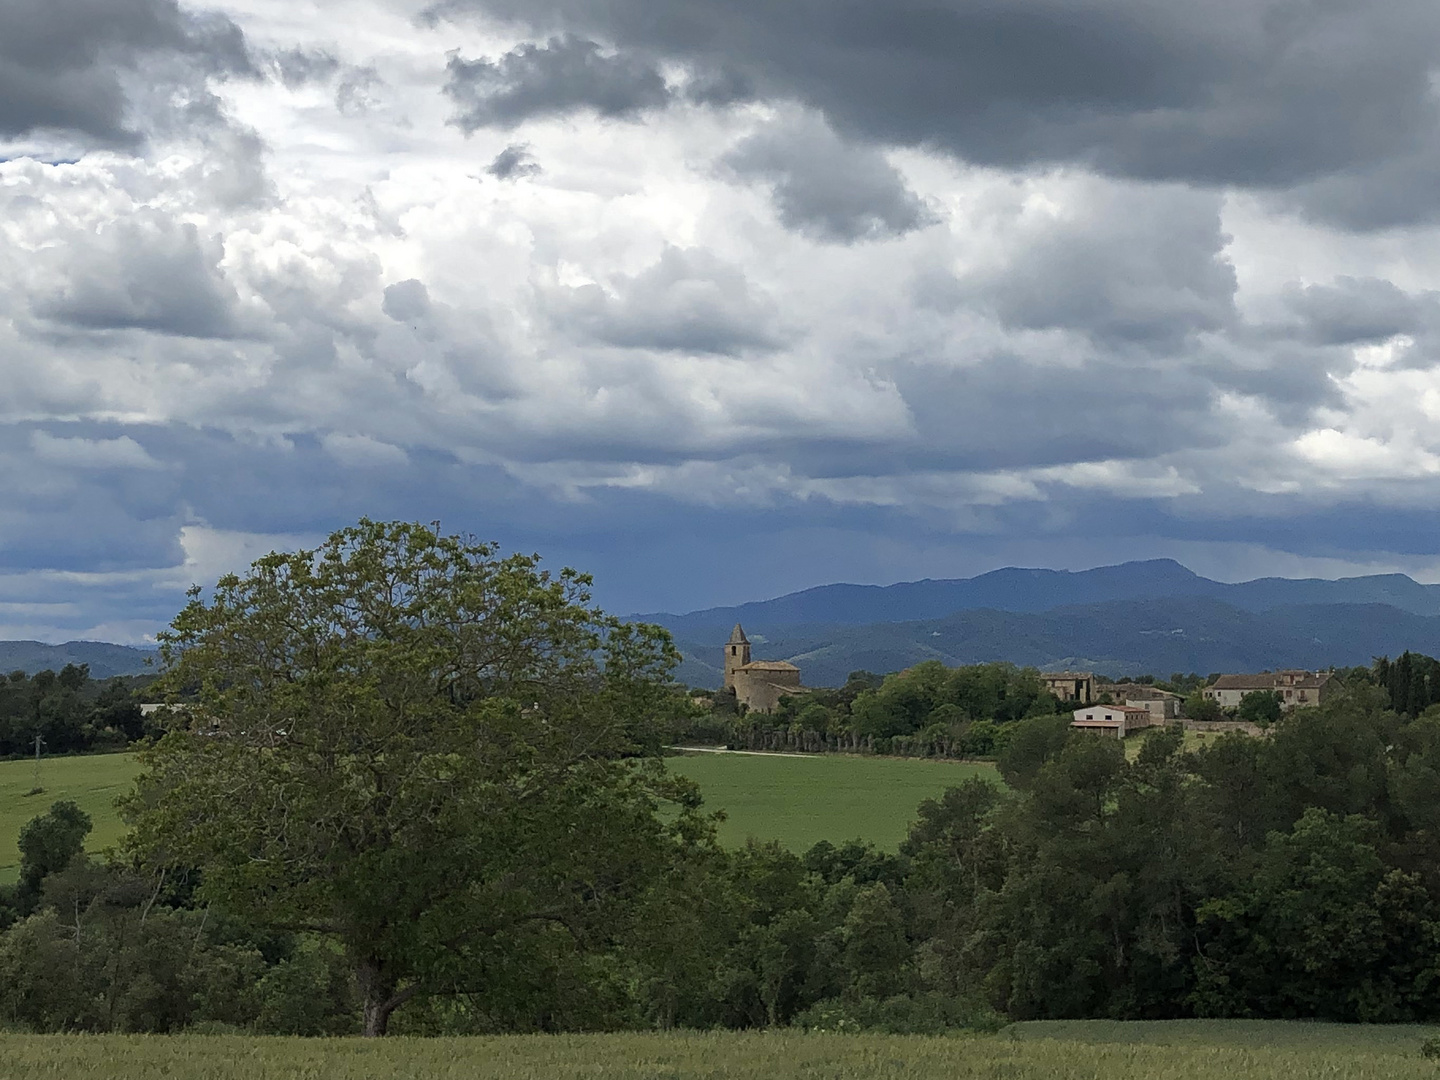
[721,622,1334,739]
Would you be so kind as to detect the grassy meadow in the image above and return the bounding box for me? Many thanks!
[0,751,141,884]
[2,1023,1438,1079]
[665,750,998,850]
[0,748,995,882]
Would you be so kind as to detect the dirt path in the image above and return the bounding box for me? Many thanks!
[668,745,817,759]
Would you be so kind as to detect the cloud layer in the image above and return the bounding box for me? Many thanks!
[4,0,1440,641]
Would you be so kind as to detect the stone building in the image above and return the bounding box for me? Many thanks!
[1101,683,1182,722]
[1203,670,1333,711]
[1043,671,1095,704]
[723,623,803,713]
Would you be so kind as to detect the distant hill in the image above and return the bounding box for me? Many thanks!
[0,640,157,680]
[669,598,1440,688]
[645,559,1440,688]
[639,559,1440,644]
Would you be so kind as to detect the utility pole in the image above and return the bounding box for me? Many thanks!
[31,732,43,794]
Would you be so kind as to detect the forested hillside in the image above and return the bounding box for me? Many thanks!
[671,598,1440,688]
[644,559,1440,641]
[0,641,155,680]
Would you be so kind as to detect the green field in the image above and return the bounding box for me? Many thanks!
[1,750,993,882]
[1,1023,1437,1079]
[0,751,141,884]
[666,751,998,851]
[0,750,987,883]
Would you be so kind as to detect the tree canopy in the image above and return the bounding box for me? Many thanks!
[122,520,702,1034]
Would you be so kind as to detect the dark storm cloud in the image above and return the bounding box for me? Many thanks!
[432,0,1440,228]
[485,143,541,179]
[721,114,936,242]
[0,424,183,575]
[541,246,783,355]
[1279,277,1435,346]
[444,35,672,132]
[32,211,242,338]
[0,0,254,145]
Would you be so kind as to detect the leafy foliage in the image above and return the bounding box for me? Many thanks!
[122,520,702,1034]
[0,666,152,758]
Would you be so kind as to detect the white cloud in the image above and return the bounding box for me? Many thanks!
[3,0,1440,634]
[322,432,410,466]
[30,431,162,470]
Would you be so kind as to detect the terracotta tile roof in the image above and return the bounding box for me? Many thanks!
[1107,684,1181,700]
[1210,672,1332,691]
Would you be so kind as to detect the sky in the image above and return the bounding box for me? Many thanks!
[8,0,1440,642]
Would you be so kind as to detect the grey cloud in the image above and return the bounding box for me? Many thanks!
[432,0,1440,229]
[266,46,340,89]
[682,66,755,107]
[721,114,936,242]
[543,246,784,355]
[485,143,542,179]
[1280,277,1432,346]
[0,423,185,575]
[444,35,672,132]
[336,66,384,116]
[382,279,432,322]
[33,210,242,338]
[959,184,1236,346]
[0,0,254,146]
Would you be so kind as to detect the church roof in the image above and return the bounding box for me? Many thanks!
[728,623,749,645]
[739,660,799,672]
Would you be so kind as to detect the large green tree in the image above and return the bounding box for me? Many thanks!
[123,520,700,1035]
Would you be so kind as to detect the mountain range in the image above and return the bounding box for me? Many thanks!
[0,640,157,680]
[8,558,1440,690]
[633,560,1440,688]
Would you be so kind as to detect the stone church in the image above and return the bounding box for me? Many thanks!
[723,623,803,713]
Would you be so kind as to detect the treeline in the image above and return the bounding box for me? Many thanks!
[0,665,155,758]
[8,685,1440,1033]
[690,653,1440,757]
[694,662,1072,758]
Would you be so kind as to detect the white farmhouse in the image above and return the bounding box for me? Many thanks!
[1071,704,1152,739]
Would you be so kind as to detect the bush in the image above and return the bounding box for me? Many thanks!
[794,993,1005,1035]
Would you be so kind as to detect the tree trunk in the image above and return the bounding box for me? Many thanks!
[357,959,417,1036]
[362,996,392,1038]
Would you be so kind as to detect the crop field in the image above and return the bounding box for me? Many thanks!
[0,751,141,884]
[2,1023,1438,1079]
[666,750,998,851]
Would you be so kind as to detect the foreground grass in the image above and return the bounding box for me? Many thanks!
[666,751,998,851]
[0,752,140,884]
[3,1025,1439,1080]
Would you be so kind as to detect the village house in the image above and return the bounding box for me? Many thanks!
[1071,703,1152,739]
[1203,670,1333,711]
[1101,683,1183,722]
[1042,671,1095,703]
[723,624,804,713]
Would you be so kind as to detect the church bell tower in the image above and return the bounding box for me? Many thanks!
[723,623,751,691]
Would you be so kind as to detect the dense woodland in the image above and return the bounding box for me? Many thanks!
[5,519,1440,1036]
[7,685,1440,1033]
[0,665,153,758]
